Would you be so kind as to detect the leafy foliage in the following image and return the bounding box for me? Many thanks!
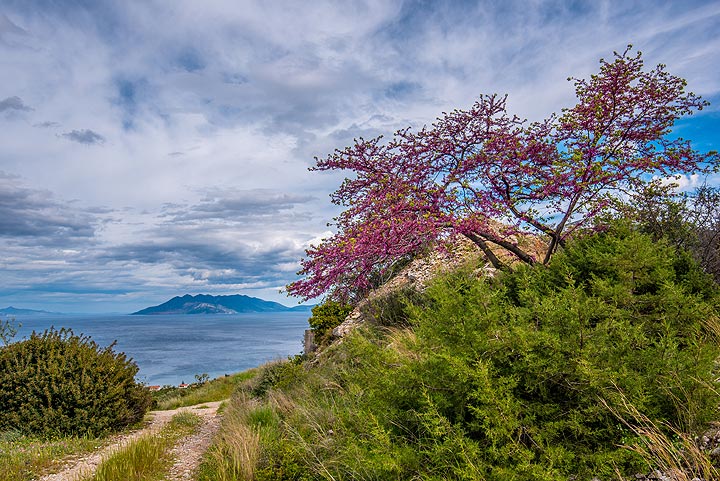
[307,300,353,346]
[628,184,720,283]
[0,317,20,346]
[288,47,717,301]
[212,228,720,480]
[405,227,719,477]
[0,328,152,437]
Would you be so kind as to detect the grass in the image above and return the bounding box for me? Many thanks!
[196,229,720,480]
[197,393,263,481]
[197,358,357,481]
[0,430,105,481]
[606,393,720,481]
[154,370,258,410]
[85,411,202,481]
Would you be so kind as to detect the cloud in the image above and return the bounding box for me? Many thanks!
[97,188,321,289]
[99,227,308,292]
[33,121,60,128]
[657,173,702,192]
[0,1,718,312]
[112,76,152,129]
[0,13,27,46]
[0,172,98,244]
[61,129,106,145]
[0,96,32,112]
[161,188,316,222]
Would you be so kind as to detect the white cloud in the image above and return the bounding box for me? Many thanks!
[657,173,702,192]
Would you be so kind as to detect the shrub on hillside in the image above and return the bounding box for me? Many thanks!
[402,227,720,477]
[223,227,720,480]
[307,300,353,346]
[359,286,422,329]
[250,360,304,398]
[0,328,152,437]
[627,184,720,284]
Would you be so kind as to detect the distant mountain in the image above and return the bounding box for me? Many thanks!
[132,294,313,315]
[288,304,314,312]
[0,306,59,315]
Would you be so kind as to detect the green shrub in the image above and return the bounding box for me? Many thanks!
[404,227,720,478]
[307,300,353,346]
[0,328,152,437]
[359,286,420,328]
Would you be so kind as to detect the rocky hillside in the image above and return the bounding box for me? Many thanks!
[332,231,545,338]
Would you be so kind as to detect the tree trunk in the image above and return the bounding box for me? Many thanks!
[464,232,507,270]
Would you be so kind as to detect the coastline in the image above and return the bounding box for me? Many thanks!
[9,311,309,386]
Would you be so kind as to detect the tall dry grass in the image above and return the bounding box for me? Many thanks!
[200,393,262,481]
[605,392,719,481]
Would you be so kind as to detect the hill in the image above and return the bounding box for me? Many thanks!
[131,294,311,315]
[203,228,720,480]
[0,306,59,315]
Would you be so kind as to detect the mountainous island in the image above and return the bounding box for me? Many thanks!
[132,294,313,315]
[0,306,59,315]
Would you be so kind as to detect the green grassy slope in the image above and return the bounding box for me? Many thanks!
[200,227,720,480]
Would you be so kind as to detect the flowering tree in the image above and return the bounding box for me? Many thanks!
[288,47,717,301]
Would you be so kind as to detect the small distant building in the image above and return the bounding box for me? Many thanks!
[178,383,189,389]
[147,385,161,391]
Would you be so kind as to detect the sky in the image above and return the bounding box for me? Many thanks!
[1,0,719,313]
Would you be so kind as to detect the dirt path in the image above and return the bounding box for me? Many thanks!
[37,401,224,481]
[164,403,223,481]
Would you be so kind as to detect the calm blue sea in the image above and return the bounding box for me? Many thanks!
[8,312,310,386]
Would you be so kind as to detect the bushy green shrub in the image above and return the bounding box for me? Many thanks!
[402,227,720,478]
[359,286,420,328]
[307,300,353,346]
[0,328,152,437]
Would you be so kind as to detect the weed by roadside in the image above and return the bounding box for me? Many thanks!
[196,393,263,481]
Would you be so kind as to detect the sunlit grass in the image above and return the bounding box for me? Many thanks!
[606,393,720,481]
[0,430,105,481]
[154,370,258,410]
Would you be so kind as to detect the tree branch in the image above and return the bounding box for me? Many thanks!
[464,232,507,270]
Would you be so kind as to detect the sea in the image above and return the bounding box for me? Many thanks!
[7,312,310,387]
